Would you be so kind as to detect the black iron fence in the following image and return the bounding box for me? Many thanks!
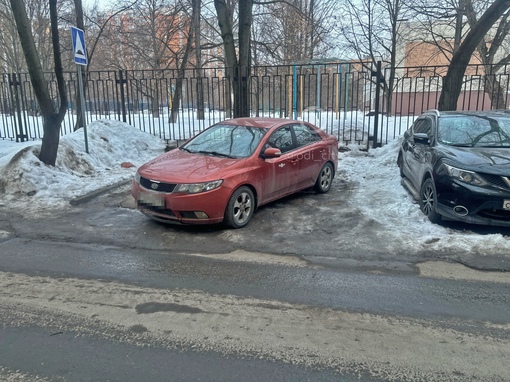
[1,61,509,147]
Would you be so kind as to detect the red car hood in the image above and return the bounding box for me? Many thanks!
[138,148,242,183]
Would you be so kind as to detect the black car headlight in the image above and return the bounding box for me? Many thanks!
[444,164,487,186]
[174,180,223,194]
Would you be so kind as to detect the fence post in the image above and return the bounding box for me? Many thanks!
[9,73,27,142]
[117,70,127,123]
[293,65,297,120]
[371,61,384,148]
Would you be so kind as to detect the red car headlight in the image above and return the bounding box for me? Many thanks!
[174,180,223,194]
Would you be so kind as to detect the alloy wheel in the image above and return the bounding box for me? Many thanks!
[422,184,435,215]
[233,191,252,225]
[315,162,334,193]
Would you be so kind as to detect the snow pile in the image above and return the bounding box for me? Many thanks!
[339,140,510,256]
[0,120,165,209]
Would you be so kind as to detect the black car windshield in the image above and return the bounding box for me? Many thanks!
[438,115,510,147]
[181,124,267,158]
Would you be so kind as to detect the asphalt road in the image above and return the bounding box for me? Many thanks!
[1,186,510,381]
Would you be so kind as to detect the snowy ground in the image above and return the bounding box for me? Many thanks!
[0,120,165,210]
[1,118,509,258]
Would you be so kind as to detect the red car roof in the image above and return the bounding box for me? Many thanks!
[222,118,302,129]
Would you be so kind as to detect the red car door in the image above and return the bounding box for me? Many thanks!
[292,123,326,189]
[257,125,299,203]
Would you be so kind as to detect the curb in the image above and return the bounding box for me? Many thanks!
[69,179,132,205]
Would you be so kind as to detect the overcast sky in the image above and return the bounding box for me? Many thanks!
[82,0,108,10]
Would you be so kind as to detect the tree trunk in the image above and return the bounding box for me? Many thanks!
[194,0,205,120]
[236,0,252,117]
[438,0,510,111]
[10,0,67,166]
[40,115,61,165]
[464,0,510,111]
[152,84,160,118]
[169,0,198,124]
[169,77,183,124]
[215,0,253,118]
[232,65,249,118]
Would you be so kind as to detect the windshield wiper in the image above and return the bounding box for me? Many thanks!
[195,150,236,158]
[180,147,192,153]
[447,143,474,147]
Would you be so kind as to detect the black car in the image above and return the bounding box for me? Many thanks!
[397,109,510,227]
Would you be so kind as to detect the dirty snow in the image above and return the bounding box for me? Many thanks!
[0,120,165,209]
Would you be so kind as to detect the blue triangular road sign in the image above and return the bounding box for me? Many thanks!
[71,27,87,66]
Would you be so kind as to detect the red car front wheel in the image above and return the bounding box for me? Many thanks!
[224,186,255,228]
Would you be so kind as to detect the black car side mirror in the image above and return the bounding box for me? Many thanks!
[413,133,430,145]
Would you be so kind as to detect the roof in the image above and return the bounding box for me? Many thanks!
[424,109,510,118]
[222,117,301,129]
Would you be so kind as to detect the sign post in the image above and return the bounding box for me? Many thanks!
[71,27,89,153]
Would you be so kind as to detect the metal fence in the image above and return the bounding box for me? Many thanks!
[1,61,509,147]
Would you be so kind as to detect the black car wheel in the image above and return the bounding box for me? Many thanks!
[419,178,441,224]
[224,186,255,228]
[314,162,334,193]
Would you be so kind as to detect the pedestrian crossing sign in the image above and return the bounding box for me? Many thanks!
[71,27,87,66]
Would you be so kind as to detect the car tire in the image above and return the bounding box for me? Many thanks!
[224,186,255,229]
[419,178,442,224]
[314,162,334,193]
[397,153,404,178]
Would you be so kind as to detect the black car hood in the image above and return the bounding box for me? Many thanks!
[440,145,510,174]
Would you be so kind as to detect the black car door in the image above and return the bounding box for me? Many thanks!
[402,117,434,187]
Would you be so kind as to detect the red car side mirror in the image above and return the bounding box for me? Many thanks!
[263,147,282,158]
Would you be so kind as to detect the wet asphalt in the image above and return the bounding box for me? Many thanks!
[1,185,510,381]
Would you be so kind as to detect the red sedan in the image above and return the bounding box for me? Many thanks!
[132,118,338,228]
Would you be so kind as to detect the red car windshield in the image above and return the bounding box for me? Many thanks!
[181,124,268,158]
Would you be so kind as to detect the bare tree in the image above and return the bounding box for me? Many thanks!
[82,3,137,70]
[0,0,62,72]
[93,0,197,118]
[438,0,510,110]
[0,1,25,72]
[169,0,200,123]
[464,0,510,109]
[25,0,53,70]
[9,0,67,166]
[338,0,410,115]
[401,0,480,75]
[60,0,136,129]
[194,0,205,120]
[214,0,252,117]
[252,0,335,64]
